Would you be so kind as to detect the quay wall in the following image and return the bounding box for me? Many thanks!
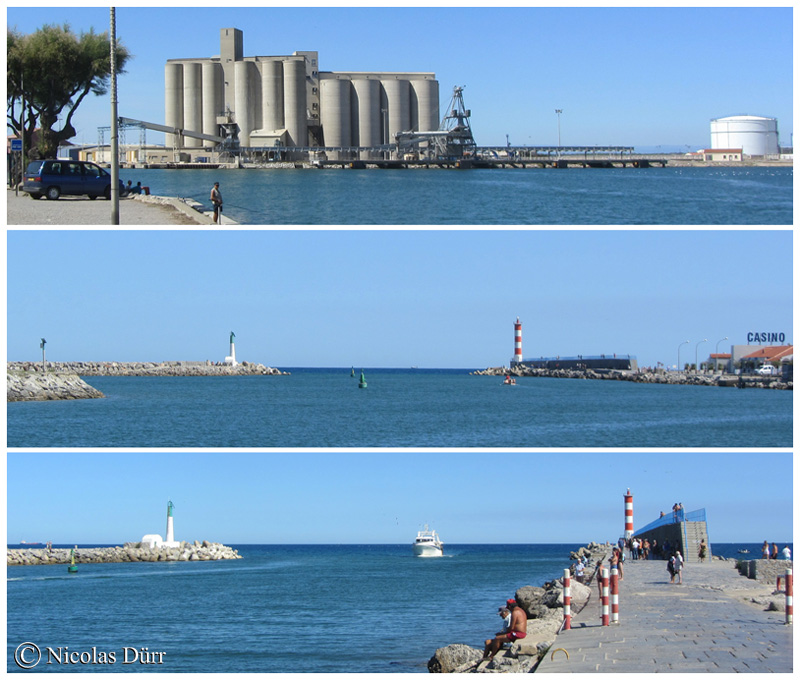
[7,541,241,566]
[472,366,791,390]
[737,558,794,584]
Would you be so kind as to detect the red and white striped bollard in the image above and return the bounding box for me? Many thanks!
[786,567,793,625]
[610,565,619,623]
[601,567,609,626]
[563,568,572,630]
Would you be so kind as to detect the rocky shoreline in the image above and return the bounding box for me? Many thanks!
[428,542,611,673]
[7,541,241,566]
[471,366,791,390]
[7,370,105,402]
[7,361,288,401]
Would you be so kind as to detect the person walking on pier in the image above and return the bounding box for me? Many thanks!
[673,551,684,585]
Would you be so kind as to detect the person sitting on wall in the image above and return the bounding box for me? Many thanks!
[483,599,527,661]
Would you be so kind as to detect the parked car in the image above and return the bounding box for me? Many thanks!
[22,159,124,200]
[756,364,777,376]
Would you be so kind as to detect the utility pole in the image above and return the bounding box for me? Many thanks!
[110,7,120,224]
[40,338,47,373]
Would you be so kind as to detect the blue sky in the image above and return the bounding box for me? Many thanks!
[6,6,793,150]
[6,452,792,544]
[6,230,792,369]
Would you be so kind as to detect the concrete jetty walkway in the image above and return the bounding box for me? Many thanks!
[536,559,792,673]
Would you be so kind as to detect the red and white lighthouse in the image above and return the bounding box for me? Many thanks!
[623,488,634,539]
[512,317,522,364]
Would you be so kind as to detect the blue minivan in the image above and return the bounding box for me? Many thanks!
[23,159,124,200]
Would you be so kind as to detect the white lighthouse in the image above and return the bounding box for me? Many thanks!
[224,330,238,366]
[164,500,180,547]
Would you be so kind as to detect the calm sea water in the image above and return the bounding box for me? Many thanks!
[7,369,791,448]
[119,166,793,225]
[7,542,778,673]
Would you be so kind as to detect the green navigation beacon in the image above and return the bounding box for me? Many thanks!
[68,546,78,573]
[358,370,367,389]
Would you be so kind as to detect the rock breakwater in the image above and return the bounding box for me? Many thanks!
[428,542,610,673]
[8,360,288,377]
[7,541,241,566]
[7,370,105,402]
[472,366,791,390]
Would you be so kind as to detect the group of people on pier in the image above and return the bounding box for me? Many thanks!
[762,541,791,560]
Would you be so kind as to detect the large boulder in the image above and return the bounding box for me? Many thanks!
[427,644,482,673]
[514,586,545,616]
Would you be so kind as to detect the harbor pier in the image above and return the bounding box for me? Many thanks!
[535,559,792,673]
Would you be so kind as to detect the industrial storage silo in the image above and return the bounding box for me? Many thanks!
[410,79,439,132]
[260,60,284,133]
[283,58,308,147]
[164,63,184,148]
[710,115,779,156]
[382,78,411,142]
[202,62,223,138]
[234,61,254,146]
[320,77,352,157]
[182,63,202,147]
[352,78,381,156]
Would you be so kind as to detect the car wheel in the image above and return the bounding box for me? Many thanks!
[104,186,111,200]
[46,186,61,200]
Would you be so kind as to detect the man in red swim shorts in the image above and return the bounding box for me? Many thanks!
[483,599,527,660]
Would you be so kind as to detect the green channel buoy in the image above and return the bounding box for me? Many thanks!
[67,547,78,573]
[358,369,367,388]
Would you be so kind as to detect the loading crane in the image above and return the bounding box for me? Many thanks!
[395,85,476,160]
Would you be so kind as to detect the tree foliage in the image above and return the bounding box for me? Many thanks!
[7,23,130,158]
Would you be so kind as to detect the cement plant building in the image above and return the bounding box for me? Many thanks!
[165,28,440,159]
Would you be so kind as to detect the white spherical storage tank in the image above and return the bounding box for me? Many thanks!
[710,115,779,156]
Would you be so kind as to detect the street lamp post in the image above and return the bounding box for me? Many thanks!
[678,340,689,372]
[695,339,708,373]
[40,338,47,373]
[110,8,119,225]
[555,109,563,150]
[715,336,728,372]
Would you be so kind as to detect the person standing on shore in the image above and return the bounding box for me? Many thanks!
[210,182,223,223]
[698,539,707,562]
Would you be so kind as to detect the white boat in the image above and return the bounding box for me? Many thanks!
[413,525,443,557]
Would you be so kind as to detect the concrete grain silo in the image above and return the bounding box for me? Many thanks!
[320,77,352,156]
[710,115,779,157]
[164,63,183,148]
[352,78,381,148]
[283,58,308,147]
[164,28,439,160]
[182,63,202,148]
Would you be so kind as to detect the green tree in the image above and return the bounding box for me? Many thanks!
[7,24,130,159]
